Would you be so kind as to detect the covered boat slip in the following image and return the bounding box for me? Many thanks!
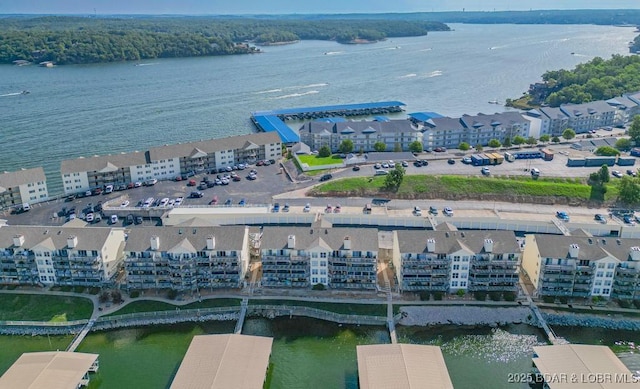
[0,351,99,389]
[533,345,637,388]
[170,334,273,389]
[356,344,454,389]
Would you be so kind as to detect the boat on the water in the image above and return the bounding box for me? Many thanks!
[21,90,30,95]
[488,99,500,104]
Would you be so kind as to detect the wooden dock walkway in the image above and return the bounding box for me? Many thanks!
[234,298,248,334]
[66,318,95,352]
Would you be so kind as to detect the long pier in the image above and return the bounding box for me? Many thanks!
[66,319,95,352]
[519,279,566,345]
[235,298,248,334]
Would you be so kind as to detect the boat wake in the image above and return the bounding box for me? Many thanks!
[425,70,443,78]
[297,83,328,89]
[273,90,319,99]
[323,51,344,55]
[257,83,327,96]
[0,92,23,97]
[419,48,432,52]
[134,63,159,66]
[254,88,283,94]
[399,73,417,79]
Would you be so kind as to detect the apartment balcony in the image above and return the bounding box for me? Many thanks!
[612,284,638,292]
[330,282,376,290]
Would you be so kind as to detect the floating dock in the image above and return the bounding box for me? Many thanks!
[251,101,406,144]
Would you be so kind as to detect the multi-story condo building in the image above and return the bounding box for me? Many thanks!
[298,119,421,153]
[607,95,640,127]
[60,133,282,194]
[393,229,520,293]
[147,132,281,179]
[124,226,250,292]
[419,112,530,149]
[0,168,49,209]
[0,226,125,286]
[260,224,379,289]
[537,107,570,137]
[61,151,151,195]
[559,100,615,133]
[521,234,634,299]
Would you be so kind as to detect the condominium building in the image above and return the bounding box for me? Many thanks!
[260,224,379,289]
[607,95,640,127]
[393,229,520,293]
[60,133,282,194]
[147,132,281,179]
[298,119,421,153]
[419,112,530,149]
[521,234,636,299]
[0,168,49,209]
[0,226,126,286]
[124,226,250,291]
[537,107,570,137]
[61,151,151,195]
[559,100,616,133]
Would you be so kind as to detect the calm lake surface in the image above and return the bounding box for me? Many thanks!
[0,24,636,194]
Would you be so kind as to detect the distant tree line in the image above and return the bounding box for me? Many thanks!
[509,55,640,107]
[0,16,449,65]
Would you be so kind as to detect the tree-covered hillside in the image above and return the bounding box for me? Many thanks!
[0,16,449,65]
[509,55,640,108]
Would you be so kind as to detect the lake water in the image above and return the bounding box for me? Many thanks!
[0,24,636,194]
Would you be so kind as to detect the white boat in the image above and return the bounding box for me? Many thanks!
[488,99,500,104]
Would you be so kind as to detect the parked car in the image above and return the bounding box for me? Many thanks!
[272,203,280,212]
[624,215,636,225]
[434,147,447,152]
[627,169,637,177]
[531,168,540,177]
[120,200,130,207]
[145,178,158,186]
[325,204,333,213]
[429,206,438,215]
[134,216,143,225]
[481,167,491,176]
[303,203,311,213]
[443,207,454,216]
[159,198,170,207]
[175,197,184,206]
[190,191,203,198]
[187,179,197,186]
[126,214,134,225]
[594,214,607,223]
[246,174,257,181]
[381,163,390,169]
[233,175,242,182]
[85,213,94,222]
[612,170,623,178]
[104,184,114,194]
[334,204,341,213]
[133,181,142,188]
[462,157,472,164]
[238,199,246,206]
[352,165,361,171]
[282,203,290,212]
[110,215,119,225]
[413,206,422,216]
[401,161,409,167]
[374,163,382,169]
[198,183,208,190]
[224,198,232,206]
[209,196,218,205]
[447,159,455,165]
[556,211,570,221]
[319,174,333,182]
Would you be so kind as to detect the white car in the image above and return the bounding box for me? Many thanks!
[303,203,311,213]
[443,207,454,216]
[175,197,184,206]
[120,200,130,207]
[85,213,94,222]
[382,163,390,169]
[481,167,491,175]
[110,214,118,224]
[413,206,422,216]
[159,197,170,207]
[168,199,175,207]
[612,170,623,178]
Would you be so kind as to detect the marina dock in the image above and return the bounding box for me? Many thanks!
[251,101,406,143]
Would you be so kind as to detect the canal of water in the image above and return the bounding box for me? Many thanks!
[0,319,638,389]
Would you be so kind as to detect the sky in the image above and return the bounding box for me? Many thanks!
[2,0,640,15]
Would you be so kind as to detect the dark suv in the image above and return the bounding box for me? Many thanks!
[319,174,333,182]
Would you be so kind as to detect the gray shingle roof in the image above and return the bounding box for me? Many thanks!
[60,151,148,175]
[533,234,640,262]
[0,226,114,250]
[397,230,518,254]
[148,132,280,162]
[124,226,247,252]
[538,107,567,120]
[559,100,615,119]
[422,116,463,131]
[261,226,379,251]
[459,112,527,130]
[0,168,46,189]
[300,119,419,136]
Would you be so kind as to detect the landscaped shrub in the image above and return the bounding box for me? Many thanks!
[111,290,123,304]
[129,290,141,298]
[167,289,178,300]
[312,283,326,291]
[542,296,555,304]
[634,300,640,309]
[98,291,110,304]
[489,292,502,301]
[433,292,443,300]
[558,296,569,304]
[73,286,85,293]
[618,299,631,309]
[456,289,465,297]
[87,287,101,295]
[419,292,430,301]
[474,291,487,301]
[503,292,516,301]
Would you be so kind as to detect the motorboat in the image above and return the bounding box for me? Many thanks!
[21,90,30,95]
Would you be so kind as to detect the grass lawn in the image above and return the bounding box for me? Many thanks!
[0,294,93,321]
[248,299,387,316]
[311,173,617,201]
[297,154,343,167]
[104,298,242,317]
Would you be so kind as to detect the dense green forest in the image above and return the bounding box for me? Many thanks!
[0,16,449,65]
[508,55,640,108]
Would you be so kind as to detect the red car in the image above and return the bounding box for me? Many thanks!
[210,196,219,205]
[174,176,182,181]
[256,160,265,166]
[187,179,197,186]
[127,182,135,189]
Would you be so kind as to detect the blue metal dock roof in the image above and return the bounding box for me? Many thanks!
[253,115,299,143]
[408,112,445,121]
[252,101,405,116]
[373,116,390,122]
[315,117,347,123]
